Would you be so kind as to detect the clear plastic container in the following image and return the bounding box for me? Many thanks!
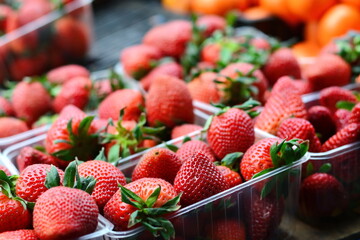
[103,128,308,240]
[0,0,94,82]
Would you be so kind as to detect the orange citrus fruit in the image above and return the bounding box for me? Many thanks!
[317,4,360,46]
[162,0,191,14]
[292,41,321,58]
[191,0,236,15]
[286,0,337,21]
[341,0,360,10]
[242,6,272,20]
[259,0,300,25]
[304,21,319,45]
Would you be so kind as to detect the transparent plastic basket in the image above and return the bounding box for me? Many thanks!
[0,0,94,82]
[102,128,308,240]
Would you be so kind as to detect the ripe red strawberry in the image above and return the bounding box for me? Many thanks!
[217,166,242,188]
[146,75,194,128]
[143,20,192,58]
[0,5,12,33]
[140,62,182,91]
[241,138,308,181]
[207,108,254,159]
[56,104,86,120]
[121,44,163,79]
[12,81,52,125]
[262,48,301,86]
[46,64,90,84]
[349,102,360,124]
[207,219,246,240]
[201,43,221,65]
[321,123,360,152]
[132,148,182,184]
[218,62,268,105]
[250,37,271,50]
[16,164,64,202]
[187,71,221,104]
[334,109,351,130]
[0,230,39,240]
[174,151,229,206]
[78,160,127,210]
[98,89,144,121]
[307,105,337,143]
[176,140,216,163]
[171,124,202,139]
[0,117,29,138]
[0,166,10,176]
[255,77,307,135]
[277,118,322,152]
[299,173,348,218]
[16,147,59,172]
[45,115,100,166]
[8,54,47,81]
[305,54,351,91]
[0,97,14,116]
[245,192,284,240]
[196,15,226,37]
[53,16,90,60]
[53,76,92,113]
[104,178,179,232]
[33,186,99,240]
[319,86,358,112]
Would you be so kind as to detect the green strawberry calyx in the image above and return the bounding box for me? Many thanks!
[45,161,96,195]
[215,152,243,172]
[52,116,101,161]
[120,185,182,240]
[252,139,309,179]
[0,170,34,210]
[101,110,164,160]
[305,162,332,178]
[336,100,357,111]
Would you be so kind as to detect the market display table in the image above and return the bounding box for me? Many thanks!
[89,1,360,239]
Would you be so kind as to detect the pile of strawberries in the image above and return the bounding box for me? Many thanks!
[0,96,308,239]
[0,0,91,82]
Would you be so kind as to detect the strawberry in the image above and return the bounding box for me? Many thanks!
[207,219,246,240]
[45,115,100,166]
[240,138,309,181]
[349,102,360,124]
[12,81,52,125]
[299,173,348,218]
[307,105,337,143]
[0,230,39,240]
[143,20,192,58]
[174,150,229,206]
[171,124,202,139]
[33,161,99,240]
[319,86,358,112]
[201,43,221,65]
[277,118,322,152]
[305,54,351,91]
[0,117,29,138]
[321,123,360,152]
[207,107,255,160]
[8,54,47,81]
[46,64,90,84]
[217,166,242,188]
[121,44,163,79]
[269,76,310,95]
[104,177,180,237]
[98,89,144,121]
[53,16,90,60]
[78,159,127,210]
[146,75,194,128]
[218,62,268,105]
[245,192,284,240]
[16,147,59,172]
[187,71,221,104]
[250,37,271,50]
[176,140,216,163]
[132,148,182,184]
[0,172,32,233]
[140,62,182,91]
[262,48,301,86]
[0,5,12,33]
[196,15,226,37]
[0,166,10,176]
[0,97,14,116]
[33,186,98,240]
[16,164,64,202]
[56,104,86,120]
[255,77,307,135]
[334,109,351,130]
[52,76,92,113]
